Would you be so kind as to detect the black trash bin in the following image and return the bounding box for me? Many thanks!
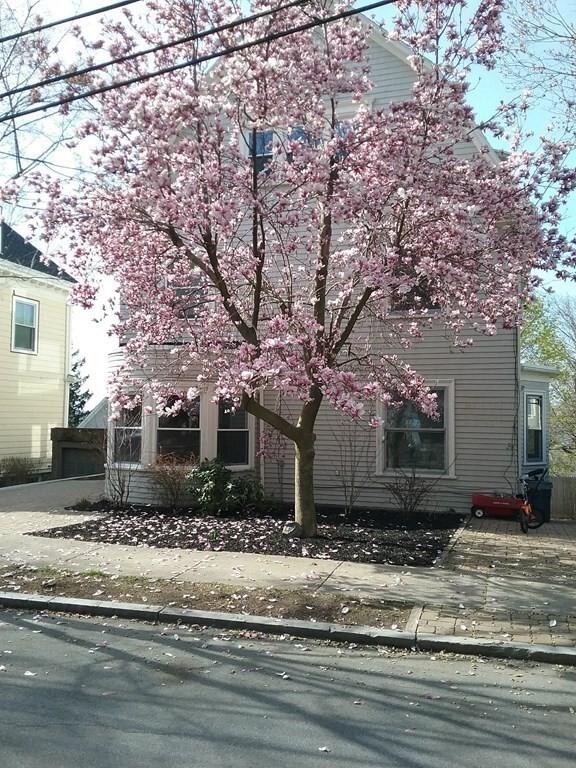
[526,478,553,522]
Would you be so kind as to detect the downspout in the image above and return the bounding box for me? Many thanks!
[515,324,522,481]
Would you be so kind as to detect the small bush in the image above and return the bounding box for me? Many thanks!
[0,456,42,487]
[149,452,196,509]
[186,458,265,516]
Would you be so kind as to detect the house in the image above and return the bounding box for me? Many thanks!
[103,20,555,515]
[0,222,74,478]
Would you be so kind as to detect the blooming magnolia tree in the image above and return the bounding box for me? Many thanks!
[24,0,576,536]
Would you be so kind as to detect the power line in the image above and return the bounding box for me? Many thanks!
[0,0,395,125]
[0,0,143,45]
[2,0,309,101]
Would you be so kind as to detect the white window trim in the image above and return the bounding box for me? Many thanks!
[203,394,254,471]
[524,391,546,466]
[11,296,39,354]
[155,397,202,463]
[108,402,143,469]
[216,401,252,470]
[375,380,456,479]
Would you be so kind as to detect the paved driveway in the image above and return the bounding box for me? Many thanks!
[442,515,576,581]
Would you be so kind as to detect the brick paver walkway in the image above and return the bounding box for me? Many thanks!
[421,517,576,645]
[443,516,576,580]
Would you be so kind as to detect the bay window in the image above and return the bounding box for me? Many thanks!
[157,397,201,460]
[113,406,142,463]
[217,402,249,466]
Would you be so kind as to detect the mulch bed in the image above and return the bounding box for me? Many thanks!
[30,504,464,567]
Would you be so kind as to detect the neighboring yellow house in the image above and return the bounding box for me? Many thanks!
[0,222,73,474]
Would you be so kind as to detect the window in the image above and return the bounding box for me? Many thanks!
[526,394,543,463]
[157,397,200,460]
[248,129,274,175]
[289,125,317,145]
[390,261,439,313]
[384,389,447,471]
[12,297,38,353]
[114,406,142,463]
[217,402,249,466]
[334,119,352,161]
[286,125,320,162]
[390,277,439,313]
[166,275,205,320]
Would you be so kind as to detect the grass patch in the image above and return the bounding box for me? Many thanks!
[0,565,412,630]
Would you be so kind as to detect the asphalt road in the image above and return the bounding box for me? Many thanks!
[0,609,574,768]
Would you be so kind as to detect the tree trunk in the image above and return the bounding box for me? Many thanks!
[294,434,317,537]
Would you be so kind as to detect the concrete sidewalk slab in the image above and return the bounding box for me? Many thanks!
[0,533,107,569]
[177,551,343,590]
[321,561,488,607]
[0,511,98,535]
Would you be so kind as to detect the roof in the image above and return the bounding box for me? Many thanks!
[78,398,109,429]
[0,222,75,283]
[521,363,560,381]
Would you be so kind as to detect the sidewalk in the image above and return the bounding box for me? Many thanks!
[0,478,575,660]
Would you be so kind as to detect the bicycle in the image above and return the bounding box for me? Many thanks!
[518,468,546,534]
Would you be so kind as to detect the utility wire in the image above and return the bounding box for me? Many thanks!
[0,0,395,125]
[2,0,309,100]
[0,0,143,45]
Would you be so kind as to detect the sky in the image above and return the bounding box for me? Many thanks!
[4,0,576,409]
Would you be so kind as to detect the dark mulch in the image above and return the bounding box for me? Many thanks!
[30,503,464,567]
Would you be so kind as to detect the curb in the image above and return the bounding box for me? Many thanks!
[1,591,575,666]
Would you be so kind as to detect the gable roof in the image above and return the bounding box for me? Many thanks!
[365,20,502,166]
[0,222,74,283]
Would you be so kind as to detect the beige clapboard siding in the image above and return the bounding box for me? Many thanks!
[262,325,519,514]
[0,274,71,461]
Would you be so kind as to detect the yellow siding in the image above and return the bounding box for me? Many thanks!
[0,270,71,463]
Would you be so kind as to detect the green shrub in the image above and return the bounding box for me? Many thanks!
[186,458,265,516]
[0,456,41,487]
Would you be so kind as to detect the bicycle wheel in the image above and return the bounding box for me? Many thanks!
[519,508,529,534]
[527,507,545,529]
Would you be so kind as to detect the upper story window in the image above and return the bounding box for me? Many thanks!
[391,280,438,313]
[217,402,249,466]
[12,297,38,353]
[384,388,448,472]
[334,119,352,161]
[525,393,543,464]
[157,396,201,460]
[390,270,439,313]
[248,129,274,175]
[165,275,205,320]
